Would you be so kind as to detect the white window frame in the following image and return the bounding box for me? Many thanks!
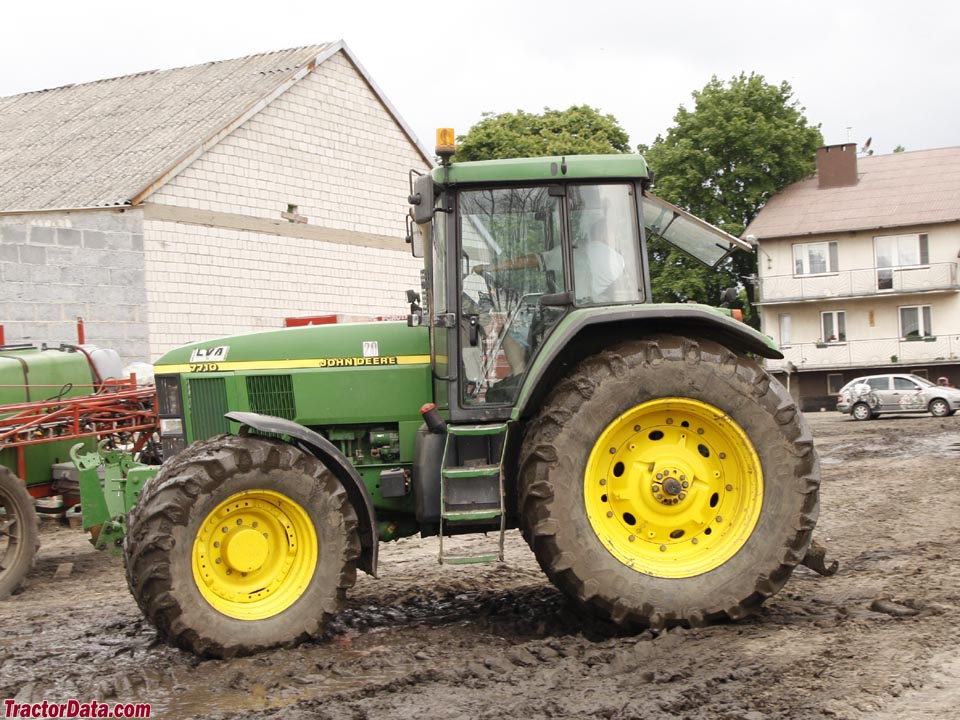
[778,313,792,346]
[875,233,929,290]
[899,305,933,338]
[793,241,838,276]
[820,310,846,343]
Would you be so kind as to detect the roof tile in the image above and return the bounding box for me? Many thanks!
[745,147,960,239]
[0,45,332,211]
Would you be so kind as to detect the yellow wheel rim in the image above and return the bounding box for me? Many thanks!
[584,398,763,578]
[192,490,318,619]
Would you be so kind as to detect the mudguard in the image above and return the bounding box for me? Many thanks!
[225,411,379,577]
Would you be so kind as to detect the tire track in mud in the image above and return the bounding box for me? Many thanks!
[2,413,960,719]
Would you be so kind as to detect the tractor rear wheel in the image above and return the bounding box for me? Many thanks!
[125,434,360,657]
[520,335,820,628]
[0,466,39,599]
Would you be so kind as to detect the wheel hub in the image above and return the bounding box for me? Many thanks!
[223,527,269,573]
[192,490,318,620]
[584,398,764,578]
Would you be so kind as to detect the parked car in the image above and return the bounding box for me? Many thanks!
[836,374,960,420]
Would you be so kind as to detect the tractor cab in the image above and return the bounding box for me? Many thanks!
[407,130,754,424]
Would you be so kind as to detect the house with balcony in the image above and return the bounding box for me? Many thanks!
[745,144,960,411]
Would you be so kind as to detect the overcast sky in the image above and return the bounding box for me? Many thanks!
[3,1,957,157]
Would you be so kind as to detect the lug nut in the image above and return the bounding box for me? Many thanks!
[678,493,686,500]
[682,481,689,488]
[600,479,607,486]
[660,545,667,552]
[657,494,664,500]
[725,484,733,491]
[656,473,663,480]
[679,475,686,481]
[215,558,222,564]
[719,453,726,460]
[607,511,614,518]
[692,538,699,545]
[629,535,636,542]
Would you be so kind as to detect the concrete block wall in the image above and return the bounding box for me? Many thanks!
[0,209,149,363]
[145,49,429,357]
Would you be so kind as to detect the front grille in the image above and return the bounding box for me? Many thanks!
[187,377,230,440]
[246,375,296,420]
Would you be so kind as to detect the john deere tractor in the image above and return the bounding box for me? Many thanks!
[126,132,821,657]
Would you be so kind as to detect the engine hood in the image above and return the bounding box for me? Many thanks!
[153,322,430,374]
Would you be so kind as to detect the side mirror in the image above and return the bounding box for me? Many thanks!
[408,172,435,225]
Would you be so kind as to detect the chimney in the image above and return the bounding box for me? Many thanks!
[816,143,858,189]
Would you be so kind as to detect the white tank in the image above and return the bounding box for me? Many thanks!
[80,345,124,383]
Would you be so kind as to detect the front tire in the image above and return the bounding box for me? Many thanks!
[0,467,39,599]
[520,336,819,627]
[125,435,360,657]
[929,398,950,417]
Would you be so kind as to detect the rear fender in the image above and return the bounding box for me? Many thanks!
[225,411,379,577]
[516,305,782,420]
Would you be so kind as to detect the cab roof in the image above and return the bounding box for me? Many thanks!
[434,154,651,185]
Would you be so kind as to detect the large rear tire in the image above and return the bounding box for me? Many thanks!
[0,466,39,599]
[520,336,820,627]
[125,435,360,657]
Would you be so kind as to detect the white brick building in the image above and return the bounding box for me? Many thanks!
[0,43,432,362]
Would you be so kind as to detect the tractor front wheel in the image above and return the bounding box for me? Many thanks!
[520,336,820,628]
[0,466,39,599]
[125,435,360,657]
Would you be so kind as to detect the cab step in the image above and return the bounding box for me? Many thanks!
[438,421,511,565]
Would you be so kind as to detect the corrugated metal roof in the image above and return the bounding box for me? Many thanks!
[745,147,960,239]
[0,45,334,211]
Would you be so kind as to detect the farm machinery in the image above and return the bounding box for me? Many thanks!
[53,134,825,657]
[0,325,157,598]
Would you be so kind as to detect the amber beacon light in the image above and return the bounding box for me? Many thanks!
[436,128,456,162]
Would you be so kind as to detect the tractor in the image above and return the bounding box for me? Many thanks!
[125,132,823,657]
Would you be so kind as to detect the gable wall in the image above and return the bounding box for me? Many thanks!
[144,51,429,357]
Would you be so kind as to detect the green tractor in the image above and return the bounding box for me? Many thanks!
[126,136,822,657]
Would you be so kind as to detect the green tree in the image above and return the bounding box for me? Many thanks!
[640,73,823,319]
[455,105,631,161]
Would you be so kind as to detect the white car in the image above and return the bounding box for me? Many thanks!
[836,374,960,420]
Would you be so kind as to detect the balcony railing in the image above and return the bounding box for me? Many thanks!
[766,335,960,372]
[758,262,958,303]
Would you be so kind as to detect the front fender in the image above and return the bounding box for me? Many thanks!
[225,411,379,577]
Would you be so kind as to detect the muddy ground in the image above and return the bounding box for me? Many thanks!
[3,411,960,720]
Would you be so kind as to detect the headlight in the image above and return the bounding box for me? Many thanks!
[160,418,184,436]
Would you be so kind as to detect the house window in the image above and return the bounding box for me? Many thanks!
[875,233,929,290]
[821,310,846,342]
[827,374,845,394]
[794,241,838,275]
[911,368,929,380]
[899,305,933,338]
[778,313,792,345]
